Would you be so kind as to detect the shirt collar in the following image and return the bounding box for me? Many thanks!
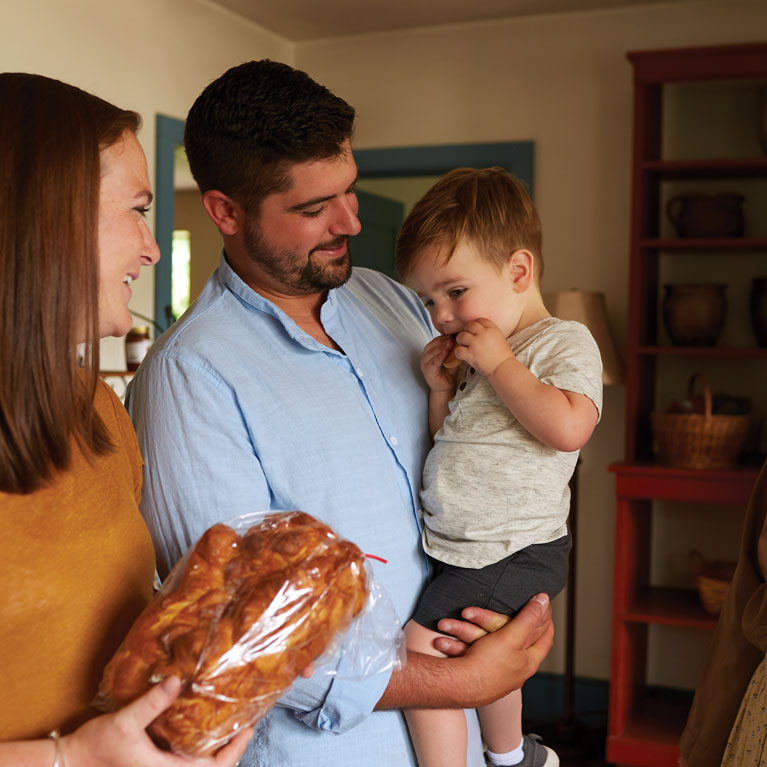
[216,249,340,348]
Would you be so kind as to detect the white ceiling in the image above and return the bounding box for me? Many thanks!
[208,0,694,42]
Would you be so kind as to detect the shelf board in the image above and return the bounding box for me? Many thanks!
[607,736,679,767]
[638,345,767,358]
[639,237,767,250]
[610,462,760,504]
[629,42,767,85]
[642,157,767,179]
[607,688,691,767]
[622,586,718,630]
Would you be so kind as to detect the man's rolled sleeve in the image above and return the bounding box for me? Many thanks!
[279,661,392,734]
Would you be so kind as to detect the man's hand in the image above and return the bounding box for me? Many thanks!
[376,594,553,711]
[457,594,553,706]
[434,607,511,653]
[435,595,552,655]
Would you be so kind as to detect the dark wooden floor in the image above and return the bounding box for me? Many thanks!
[523,720,610,766]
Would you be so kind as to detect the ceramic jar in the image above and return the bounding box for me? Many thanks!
[126,326,151,370]
[666,193,745,238]
[662,284,727,347]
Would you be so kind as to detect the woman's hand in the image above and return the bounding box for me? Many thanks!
[63,677,253,767]
[299,662,315,679]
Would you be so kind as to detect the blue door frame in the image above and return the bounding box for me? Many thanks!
[153,114,185,330]
[354,142,533,192]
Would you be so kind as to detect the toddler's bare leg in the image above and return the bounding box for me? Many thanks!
[478,688,523,755]
[403,619,468,767]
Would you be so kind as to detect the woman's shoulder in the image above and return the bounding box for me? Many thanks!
[94,376,127,419]
[94,377,139,448]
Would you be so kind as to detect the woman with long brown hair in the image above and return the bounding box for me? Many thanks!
[0,72,251,766]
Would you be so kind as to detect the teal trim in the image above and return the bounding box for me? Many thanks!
[354,141,535,197]
[154,114,185,331]
[354,188,405,278]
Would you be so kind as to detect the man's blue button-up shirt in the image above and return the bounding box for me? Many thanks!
[127,256,484,766]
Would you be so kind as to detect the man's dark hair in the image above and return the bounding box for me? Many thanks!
[184,59,356,213]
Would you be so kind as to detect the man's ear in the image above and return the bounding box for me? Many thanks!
[507,249,535,292]
[201,190,244,236]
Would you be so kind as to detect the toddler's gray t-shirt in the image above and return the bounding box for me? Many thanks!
[420,317,603,568]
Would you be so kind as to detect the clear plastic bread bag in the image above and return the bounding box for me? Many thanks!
[95,510,405,757]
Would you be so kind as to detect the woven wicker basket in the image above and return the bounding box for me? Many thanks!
[689,550,736,616]
[650,373,750,470]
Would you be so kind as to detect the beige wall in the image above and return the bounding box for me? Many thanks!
[294,0,767,684]
[0,0,292,363]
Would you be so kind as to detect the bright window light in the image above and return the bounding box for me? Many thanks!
[171,229,191,320]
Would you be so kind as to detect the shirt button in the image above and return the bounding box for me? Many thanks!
[356,367,364,377]
[389,436,399,446]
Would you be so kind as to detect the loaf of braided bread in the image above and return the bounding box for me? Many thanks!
[99,511,368,757]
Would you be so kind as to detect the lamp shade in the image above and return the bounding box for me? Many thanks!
[544,289,625,386]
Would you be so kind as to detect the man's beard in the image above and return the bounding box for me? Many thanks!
[244,222,352,293]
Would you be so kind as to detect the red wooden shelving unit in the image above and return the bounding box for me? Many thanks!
[608,42,767,767]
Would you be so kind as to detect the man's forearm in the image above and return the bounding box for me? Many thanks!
[376,652,481,710]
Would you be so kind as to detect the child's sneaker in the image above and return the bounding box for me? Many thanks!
[486,734,560,767]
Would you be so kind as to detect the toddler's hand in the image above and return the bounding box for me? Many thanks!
[455,319,514,376]
[421,335,459,392]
